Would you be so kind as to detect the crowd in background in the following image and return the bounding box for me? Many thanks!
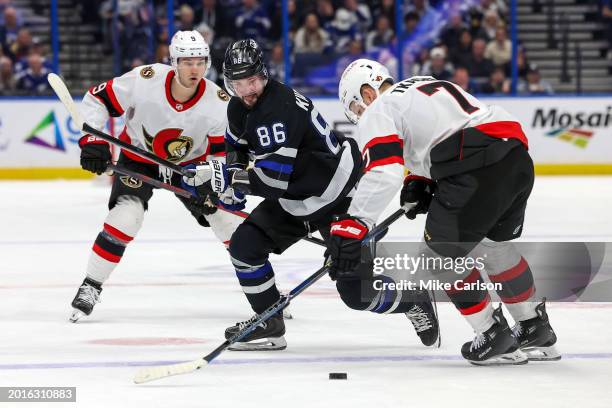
[2,0,610,96]
[0,0,53,95]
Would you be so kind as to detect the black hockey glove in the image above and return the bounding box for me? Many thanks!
[79,135,111,175]
[400,175,434,220]
[186,194,218,216]
[327,214,369,281]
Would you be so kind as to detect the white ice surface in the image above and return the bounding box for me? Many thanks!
[1,176,611,408]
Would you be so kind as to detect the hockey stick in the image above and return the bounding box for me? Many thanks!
[47,73,327,248]
[133,206,408,384]
[47,73,195,177]
[107,163,326,247]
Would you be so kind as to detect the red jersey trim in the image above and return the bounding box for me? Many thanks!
[164,71,206,112]
[362,134,403,154]
[364,156,405,173]
[474,121,528,149]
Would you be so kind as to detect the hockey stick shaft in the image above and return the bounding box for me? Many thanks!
[133,207,407,384]
[47,73,194,177]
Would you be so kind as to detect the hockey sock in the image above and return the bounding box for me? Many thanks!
[85,196,144,284]
[445,268,495,333]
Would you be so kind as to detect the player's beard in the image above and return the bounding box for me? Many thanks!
[241,93,259,107]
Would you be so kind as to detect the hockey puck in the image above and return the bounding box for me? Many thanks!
[329,372,347,380]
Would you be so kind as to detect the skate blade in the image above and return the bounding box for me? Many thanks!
[69,309,86,323]
[469,349,529,366]
[522,345,562,361]
[228,336,287,351]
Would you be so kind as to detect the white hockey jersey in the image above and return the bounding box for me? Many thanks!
[348,77,528,227]
[81,63,230,164]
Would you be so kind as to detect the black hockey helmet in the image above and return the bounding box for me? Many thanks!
[223,39,269,94]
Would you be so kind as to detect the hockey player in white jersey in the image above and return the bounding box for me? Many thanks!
[328,59,560,365]
[69,31,243,322]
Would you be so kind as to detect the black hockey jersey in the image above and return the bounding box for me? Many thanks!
[225,79,362,220]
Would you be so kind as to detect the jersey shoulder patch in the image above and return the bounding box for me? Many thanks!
[217,89,230,102]
[139,66,155,79]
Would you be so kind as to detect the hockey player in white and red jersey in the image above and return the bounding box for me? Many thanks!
[69,31,244,322]
[328,59,561,365]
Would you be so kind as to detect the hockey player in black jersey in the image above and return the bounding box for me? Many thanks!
[183,39,439,350]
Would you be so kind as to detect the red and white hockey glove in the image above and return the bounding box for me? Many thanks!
[79,135,111,175]
[327,214,369,280]
[400,175,434,220]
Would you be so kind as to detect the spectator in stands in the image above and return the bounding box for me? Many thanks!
[336,39,364,77]
[366,15,394,52]
[405,0,432,20]
[194,0,219,31]
[316,0,336,29]
[339,0,371,33]
[0,0,22,27]
[235,0,271,46]
[15,53,51,95]
[267,42,285,82]
[449,28,472,67]
[440,12,467,54]
[452,66,477,93]
[329,8,362,53]
[0,54,15,94]
[476,9,499,42]
[410,47,430,76]
[9,28,33,63]
[463,37,494,80]
[1,6,21,57]
[155,43,170,64]
[178,4,196,31]
[518,63,554,95]
[485,25,511,67]
[422,46,453,81]
[294,12,330,54]
[480,66,510,94]
[373,0,395,29]
[403,11,420,37]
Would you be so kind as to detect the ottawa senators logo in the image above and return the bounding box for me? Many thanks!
[217,89,230,102]
[142,126,193,163]
[120,176,143,188]
[140,66,155,79]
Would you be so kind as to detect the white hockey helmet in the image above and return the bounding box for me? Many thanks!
[338,59,393,124]
[169,30,211,74]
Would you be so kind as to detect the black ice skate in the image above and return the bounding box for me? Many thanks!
[69,278,102,323]
[512,299,561,361]
[461,305,528,366]
[225,313,287,351]
[405,290,440,347]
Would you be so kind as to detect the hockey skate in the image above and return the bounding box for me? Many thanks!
[405,290,440,347]
[512,299,561,361]
[69,278,102,323]
[225,313,287,351]
[461,305,528,366]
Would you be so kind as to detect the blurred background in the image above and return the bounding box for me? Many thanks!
[1,0,612,179]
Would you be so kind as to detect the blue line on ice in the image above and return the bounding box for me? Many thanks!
[2,353,612,370]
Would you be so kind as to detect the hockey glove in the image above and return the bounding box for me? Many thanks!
[181,162,214,196]
[400,175,434,220]
[328,214,369,281]
[79,135,111,175]
[218,187,246,212]
[184,194,218,218]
